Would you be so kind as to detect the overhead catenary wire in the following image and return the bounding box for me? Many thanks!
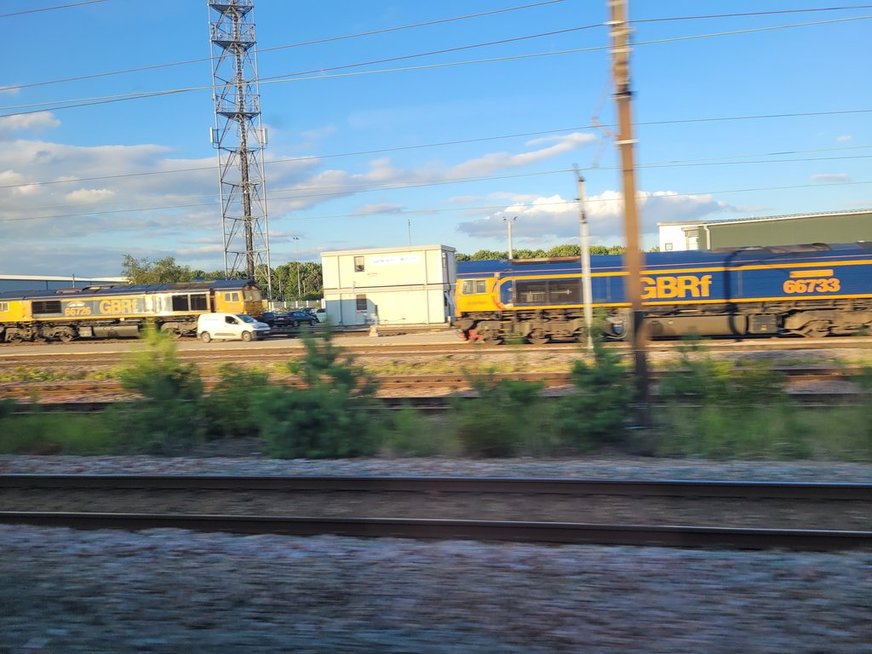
[3,14,871,117]
[5,174,871,225]
[0,0,107,19]
[5,0,569,91]
[2,108,870,191]
[7,3,871,91]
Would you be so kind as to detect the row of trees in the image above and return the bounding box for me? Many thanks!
[120,243,647,299]
[120,255,323,303]
[456,244,631,261]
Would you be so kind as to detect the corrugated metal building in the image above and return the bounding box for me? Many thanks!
[658,209,871,251]
[320,245,456,326]
[0,274,127,293]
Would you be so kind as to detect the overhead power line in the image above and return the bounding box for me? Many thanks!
[11,148,872,216]
[8,0,567,91]
[3,13,871,117]
[4,178,870,225]
[0,0,107,18]
[8,3,871,91]
[2,108,870,191]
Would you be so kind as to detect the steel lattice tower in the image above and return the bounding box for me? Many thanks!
[208,0,271,296]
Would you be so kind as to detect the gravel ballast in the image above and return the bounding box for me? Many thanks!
[1,455,870,653]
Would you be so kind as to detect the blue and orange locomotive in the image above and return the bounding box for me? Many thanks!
[454,242,872,343]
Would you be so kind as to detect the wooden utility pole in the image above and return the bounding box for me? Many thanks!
[609,0,650,420]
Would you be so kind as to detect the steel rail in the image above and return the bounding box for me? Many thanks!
[1,334,871,363]
[1,366,867,392]
[10,392,865,414]
[0,511,868,550]
[2,475,870,501]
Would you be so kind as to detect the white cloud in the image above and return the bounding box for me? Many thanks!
[810,173,850,183]
[300,125,337,141]
[836,135,852,143]
[269,132,598,217]
[65,188,115,204]
[448,132,594,179]
[353,203,405,216]
[457,190,732,247]
[0,112,60,135]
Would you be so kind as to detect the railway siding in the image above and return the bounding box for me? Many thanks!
[1,476,869,532]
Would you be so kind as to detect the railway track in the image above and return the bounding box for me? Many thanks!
[1,475,869,550]
[1,334,871,367]
[1,366,865,407]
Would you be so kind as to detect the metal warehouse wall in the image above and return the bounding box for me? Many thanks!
[0,275,127,293]
[705,212,871,249]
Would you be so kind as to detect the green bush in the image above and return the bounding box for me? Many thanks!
[558,341,635,451]
[0,413,119,455]
[202,364,272,440]
[0,398,17,420]
[109,326,205,454]
[657,342,789,407]
[380,405,460,457]
[656,403,814,459]
[254,329,383,458]
[450,372,557,457]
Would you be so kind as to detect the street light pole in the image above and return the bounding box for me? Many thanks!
[574,167,594,350]
[292,236,302,302]
[503,216,517,259]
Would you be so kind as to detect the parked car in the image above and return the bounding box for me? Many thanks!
[197,313,270,342]
[260,311,293,328]
[312,308,327,323]
[288,309,318,327]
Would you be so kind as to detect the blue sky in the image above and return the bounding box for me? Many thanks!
[1,0,870,276]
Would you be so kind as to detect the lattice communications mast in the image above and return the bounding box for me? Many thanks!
[208,0,272,296]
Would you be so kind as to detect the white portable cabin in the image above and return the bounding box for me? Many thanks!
[320,245,456,326]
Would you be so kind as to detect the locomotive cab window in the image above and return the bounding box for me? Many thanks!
[33,300,62,315]
[223,292,240,302]
[515,279,580,306]
[171,293,208,312]
[461,280,488,295]
[0,302,7,312]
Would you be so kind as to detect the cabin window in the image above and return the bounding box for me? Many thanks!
[515,280,580,305]
[0,302,7,312]
[356,294,367,311]
[33,300,62,315]
[224,292,240,302]
[461,280,487,295]
[354,256,365,272]
[171,293,208,312]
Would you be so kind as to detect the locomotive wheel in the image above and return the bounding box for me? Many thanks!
[57,329,75,343]
[527,328,550,345]
[7,333,24,343]
[479,329,503,345]
[800,321,830,338]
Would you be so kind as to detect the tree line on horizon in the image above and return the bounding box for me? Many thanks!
[121,243,657,298]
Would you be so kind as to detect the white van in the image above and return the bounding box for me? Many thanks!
[197,313,271,342]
